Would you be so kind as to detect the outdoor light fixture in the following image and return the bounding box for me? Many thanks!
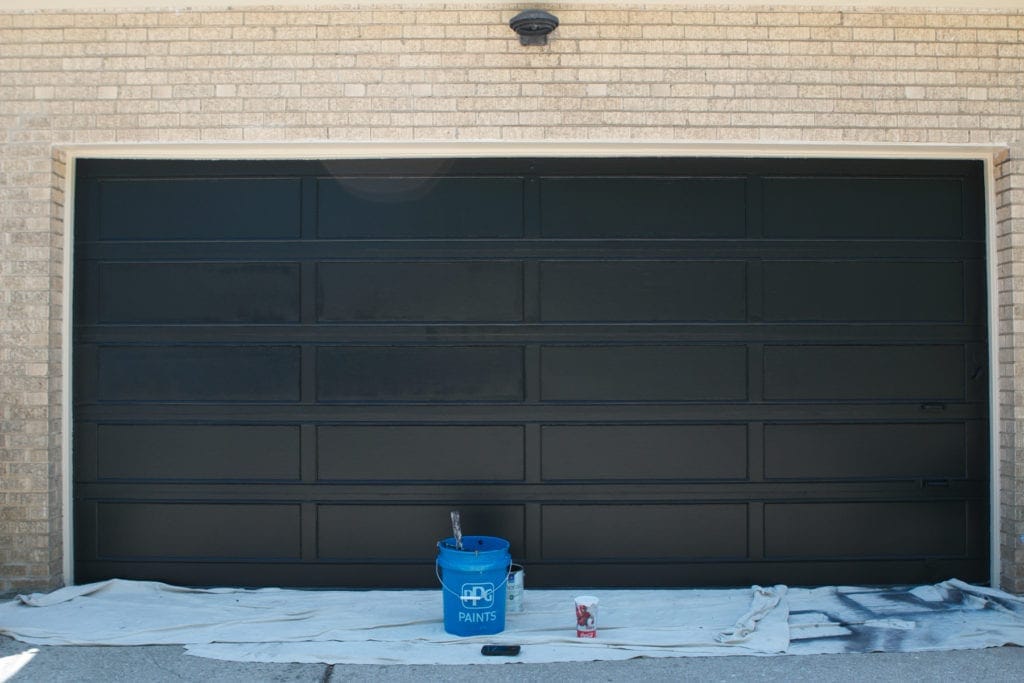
[509,9,559,46]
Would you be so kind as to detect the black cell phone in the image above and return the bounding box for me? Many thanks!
[481,644,521,657]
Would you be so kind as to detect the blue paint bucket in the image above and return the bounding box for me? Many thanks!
[436,535,511,636]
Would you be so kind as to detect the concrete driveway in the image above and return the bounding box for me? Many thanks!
[3,635,1023,682]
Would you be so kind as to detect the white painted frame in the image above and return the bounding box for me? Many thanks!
[59,140,1007,588]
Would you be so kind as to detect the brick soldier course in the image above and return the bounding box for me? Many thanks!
[0,1,1023,595]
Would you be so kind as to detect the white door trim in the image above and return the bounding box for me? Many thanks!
[60,140,1008,588]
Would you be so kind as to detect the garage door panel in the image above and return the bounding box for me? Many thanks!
[541,346,748,402]
[317,504,524,560]
[763,345,965,401]
[96,345,302,402]
[318,261,523,323]
[94,178,302,241]
[763,261,965,322]
[97,262,302,324]
[317,346,524,402]
[96,503,302,560]
[764,502,967,558]
[542,505,748,560]
[541,425,747,481]
[539,177,746,238]
[94,424,301,481]
[317,425,525,481]
[317,177,524,238]
[763,177,964,239]
[764,423,967,480]
[539,261,746,322]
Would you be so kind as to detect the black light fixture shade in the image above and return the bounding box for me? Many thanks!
[509,9,559,46]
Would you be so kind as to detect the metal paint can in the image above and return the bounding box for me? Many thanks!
[506,563,525,613]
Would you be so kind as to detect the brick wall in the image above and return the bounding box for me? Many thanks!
[997,149,1024,593]
[1,3,1023,594]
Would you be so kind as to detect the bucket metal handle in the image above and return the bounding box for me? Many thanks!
[435,561,513,602]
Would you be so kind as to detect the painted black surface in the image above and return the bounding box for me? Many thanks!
[762,345,967,401]
[316,346,525,402]
[540,345,749,402]
[540,424,748,481]
[316,505,524,561]
[763,423,972,480]
[97,177,302,240]
[317,176,524,238]
[762,261,964,322]
[539,177,747,238]
[73,158,988,588]
[540,261,747,322]
[317,425,525,481]
[762,177,966,238]
[541,504,749,560]
[317,261,523,322]
[92,424,302,481]
[98,262,301,324]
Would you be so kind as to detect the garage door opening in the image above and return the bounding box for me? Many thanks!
[72,157,988,588]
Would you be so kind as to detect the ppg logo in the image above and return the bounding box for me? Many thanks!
[459,582,495,609]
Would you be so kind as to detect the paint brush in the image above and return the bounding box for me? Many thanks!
[450,510,463,550]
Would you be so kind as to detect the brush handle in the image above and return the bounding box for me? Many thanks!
[450,511,464,550]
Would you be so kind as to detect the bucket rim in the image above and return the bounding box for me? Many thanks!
[437,535,510,553]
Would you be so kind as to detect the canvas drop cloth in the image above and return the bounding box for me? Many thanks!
[1,578,1022,665]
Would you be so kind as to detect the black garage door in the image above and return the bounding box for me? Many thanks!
[73,157,988,588]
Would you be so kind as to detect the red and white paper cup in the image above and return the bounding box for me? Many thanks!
[574,595,599,638]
